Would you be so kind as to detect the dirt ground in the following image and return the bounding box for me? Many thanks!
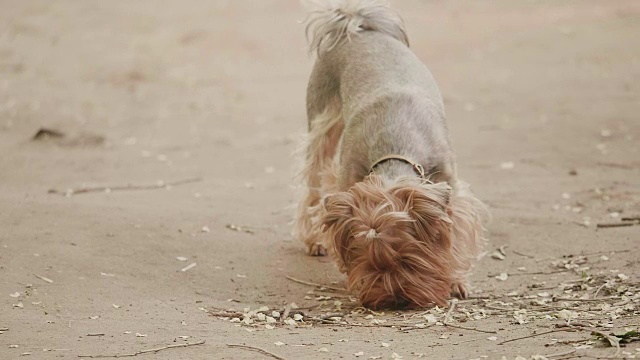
[1,1,639,359]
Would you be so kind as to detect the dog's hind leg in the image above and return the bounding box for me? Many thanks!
[294,97,343,256]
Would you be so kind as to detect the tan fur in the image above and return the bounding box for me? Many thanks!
[295,0,488,308]
[293,101,343,256]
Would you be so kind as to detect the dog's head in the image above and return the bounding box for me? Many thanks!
[322,175,455,309]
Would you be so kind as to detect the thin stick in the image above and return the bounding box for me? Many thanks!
[498,328,574,345]
[50,177,202,196]
[443,299,457,325]
[487,270,568,278]
[316,313,345,321]
[280,304,292,323]
[596,221,638,228]
[546,349,577,358]
[227,344,287,360]
[209,311,244,318]
[0,327,8,331]
[621,216,640,222]
[512,250,535,259]
[444,323,497,334]
[554,297,618,303]
[78,340,205,358]
[593,284,607,298]
[285,275,347,292]
[440,299,495,333]
[35,274,54,283]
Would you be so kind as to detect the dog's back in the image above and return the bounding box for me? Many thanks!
[305,0,453,189]
[305,0,443,119]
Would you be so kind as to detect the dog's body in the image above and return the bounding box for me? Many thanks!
[295,0,487,309]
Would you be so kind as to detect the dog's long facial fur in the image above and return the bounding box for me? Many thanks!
[296,0,488,309]
[323,175,455,308]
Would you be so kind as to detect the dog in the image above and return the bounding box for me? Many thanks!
[294,0,488,309]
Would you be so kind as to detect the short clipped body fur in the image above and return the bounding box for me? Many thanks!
[294,0,487,309]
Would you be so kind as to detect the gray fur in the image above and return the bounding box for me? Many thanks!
[305,2,456,190]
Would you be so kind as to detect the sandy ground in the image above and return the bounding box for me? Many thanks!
[1,1,639,359]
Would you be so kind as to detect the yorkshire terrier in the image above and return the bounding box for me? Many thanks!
[294,0,488,309]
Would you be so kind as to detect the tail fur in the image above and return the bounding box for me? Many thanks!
[303,0,409,55]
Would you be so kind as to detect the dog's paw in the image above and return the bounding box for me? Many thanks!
[306,242,327,256]
[451,282,469,299]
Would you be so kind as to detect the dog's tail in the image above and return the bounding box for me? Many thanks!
[303,0,409,55]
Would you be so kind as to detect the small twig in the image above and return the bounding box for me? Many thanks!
[78,340,205,358]
[227,344,287,360]
[285,275,347,292]
[554,297,618,303]
[444,323,497,334]
[209,311,244,318]
[498,328,575,345]
[0,327,8,331]
[316,313,345,321]
[593,284,607,298]
[438,300,496,333]
[443,299,457,325]
[621,216,640,222]
[35,274,54,283]
[578,249,631,257]
[487,270,568,278]
[546,349,577,358]
[86,333,105,337]
[596,221,639,228]
[50,177,202,196]
[513,250,535,259]
[280,304,292,323]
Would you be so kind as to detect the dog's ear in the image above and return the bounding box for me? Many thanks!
[394,182,453,245]
[321,192,354,229]
[321,191,355,272]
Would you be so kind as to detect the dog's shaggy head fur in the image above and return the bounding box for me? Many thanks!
[322,175,485,309]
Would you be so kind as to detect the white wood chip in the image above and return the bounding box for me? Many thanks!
[176,256,188,262]
[180,263,197,272]
[35,275,53,283]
